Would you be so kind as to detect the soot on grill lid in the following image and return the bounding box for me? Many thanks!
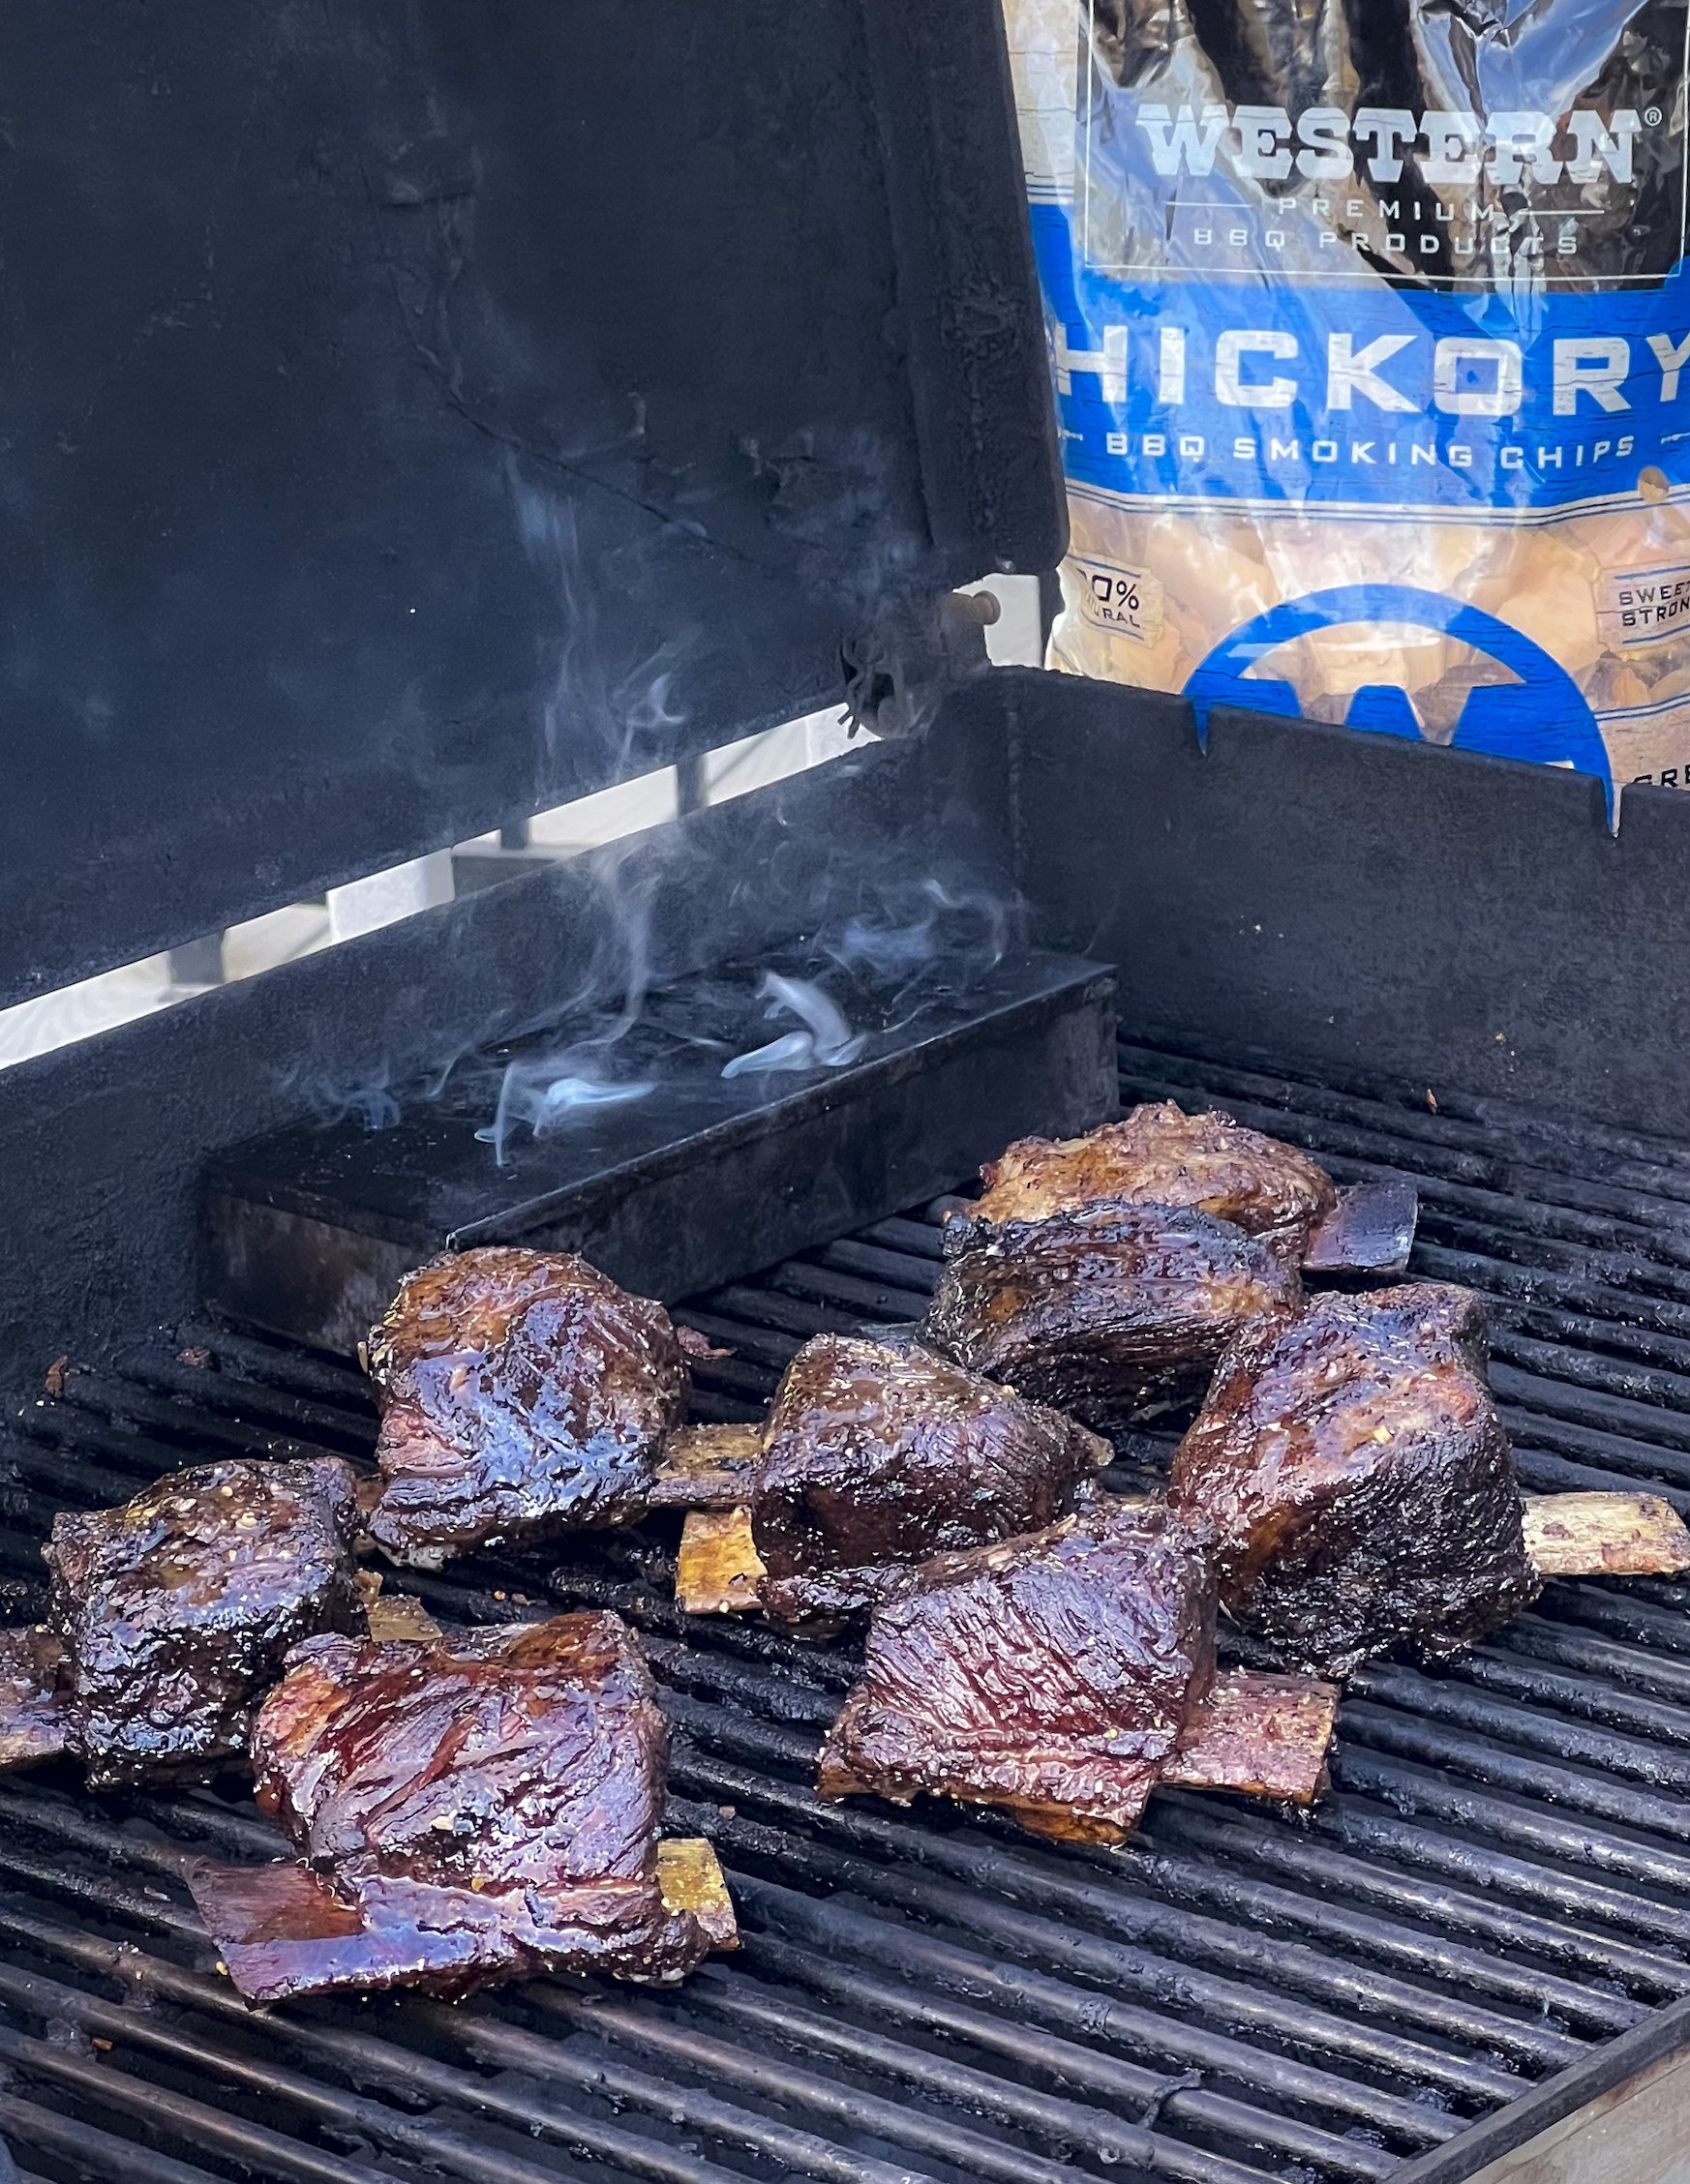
[0,0,1058,1011]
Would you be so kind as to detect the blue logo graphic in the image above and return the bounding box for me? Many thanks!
[1185,583,1613,806]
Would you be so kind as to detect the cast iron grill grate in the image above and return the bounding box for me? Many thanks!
[4,1039,1690,2184]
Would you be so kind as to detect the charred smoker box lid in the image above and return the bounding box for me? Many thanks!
[0,0,1058,1010]
[202,950,1116,1355]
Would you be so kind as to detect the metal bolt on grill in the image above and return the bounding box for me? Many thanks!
[5,1043,1690,2183]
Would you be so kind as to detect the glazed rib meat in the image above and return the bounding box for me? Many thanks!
[818,1498,1218,1842]
[925,1200,1299,1429]
[366,1246,689,1568]
[42,1457,362,1788]
[971,1102,1338,1265]
[1169,1283,1538,1676]
[189,1612,729,2004]
[748,1334,1112,1628]
[0,1627,67,1771]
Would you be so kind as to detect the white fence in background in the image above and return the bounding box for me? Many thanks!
[0,577,1041,1069]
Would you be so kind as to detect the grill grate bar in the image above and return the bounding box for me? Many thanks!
[674,1767,1572,2086]
[0,1860,946,2184]
[47,1372,362,1472]
[732,1926,1397,2182]
[1132,1799,1681,2013]
[1506,1442,1690,1510]
[1492,1328,1690,1411]
[0,1739,1481,2179]
[1119,1050,1690,1274]
[1303,1791,1690,1948]
[15,1810,1263,2184]
[1361,1652,1690,1765]
[407,1990,951,2184]
[664,1967,1265,2184]
[1496,1615,1690,1704]
[1124,1039,1690,1192]
[1402,1241,1690,1354]
[1323,1750,1690,1913]
[683,1282,866,1341]
[0,2015,393,2184]
[6,1408,253,1507]
[1116,1045,1690,1220]
[1493,1369,1690,1461]
[1122,1048,1690,1261]
[516,1985,1112,2184]
[173,1323,376,1406]
[0,2090,235,2184]
[112,1349,377,1448]
[1502,1429,1690,1508]
[1536,1579,1690,1653]
[762,1267,934,1325]
[813,1239,941,1296]
[724,1869,1452,2158]
[0,1774,1261,2184]
[672,1309,805,1371]
[1336,1701,1690,1852]
[856,1216,948,1262]
[571,1592,1690,2011]
[3,1431,170,1514]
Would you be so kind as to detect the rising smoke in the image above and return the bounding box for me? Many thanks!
[290,430,1012,1162]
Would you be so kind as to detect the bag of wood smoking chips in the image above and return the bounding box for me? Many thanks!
[1005,0,1690,801]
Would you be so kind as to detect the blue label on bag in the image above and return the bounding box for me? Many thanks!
[1035,27,1690,514]
[1185,583,1611,779]
[1035,203,1690,514]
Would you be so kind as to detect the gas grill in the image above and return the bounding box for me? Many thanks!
[4,4,1690,2179]
[3,1045,1690,2184]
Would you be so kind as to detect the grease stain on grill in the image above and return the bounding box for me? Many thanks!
[4,1043,1690,2181]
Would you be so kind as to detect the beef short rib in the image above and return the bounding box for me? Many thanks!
[44,1457,362,1789]
[971,1102,1338,1265]
[365,1247,688,1567]
[190,1611,726,2004]
[0,1627,67,1771]
[1169,1283,1538,1675]
[750,1334,1112,1628]
[818,1498,1218,1842]
[925,1201,1298,1429]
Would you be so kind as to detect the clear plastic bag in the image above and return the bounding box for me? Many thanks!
[1006,0,1690,801]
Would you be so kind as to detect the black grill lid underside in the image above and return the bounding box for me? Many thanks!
[0,0,1057,1009]
[6,1042,1690,2184]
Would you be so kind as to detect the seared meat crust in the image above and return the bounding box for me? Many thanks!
[44,1457,362,1788]
[366,1247,688,1567]
[192,1611,712,2003]
[973,1102,1337,1264]
[1170,1283,1537,1675]
[0,1627,66,1770]
[751,1335,1111,1628]
[925,1202,1299,1428]
[818,1498,1217,1842]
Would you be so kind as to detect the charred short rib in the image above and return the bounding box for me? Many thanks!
[189,1612,730,2004]
[747,1334,1111,1628]
[970,1102,1338,1265]
[43,1458,362,1789]
[1169,1283,1538,1676]
[818,1498,1218,1842]
[0,1627,67,1770]
[925,1201,1299,1429]
[365,1247,688,1568]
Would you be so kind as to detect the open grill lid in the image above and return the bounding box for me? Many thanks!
[0,0,1059,1010]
